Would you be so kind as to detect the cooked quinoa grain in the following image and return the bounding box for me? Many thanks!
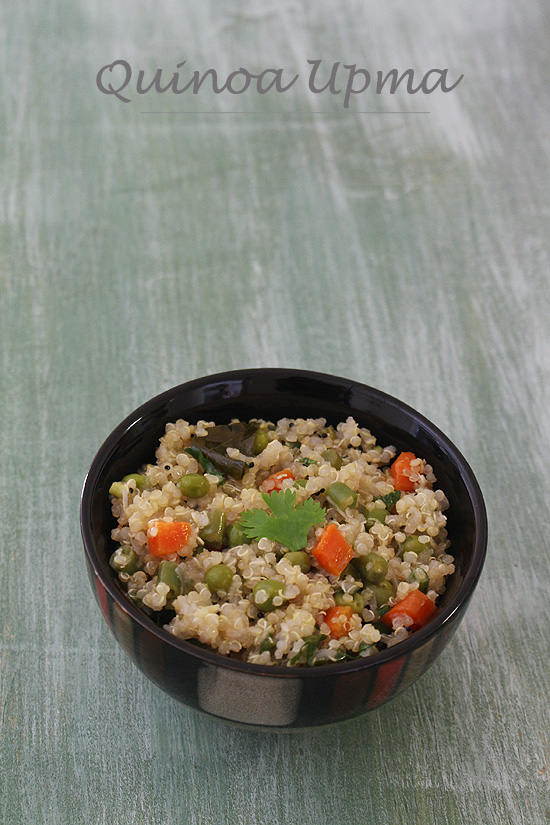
[109,417,453,666]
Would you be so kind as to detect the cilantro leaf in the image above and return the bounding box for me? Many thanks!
[336,641,371,661]
[259,633,276,653]
[240,489,325,553]
[298,457,318,466]
[376,491,401,510]
[290,633,327,665]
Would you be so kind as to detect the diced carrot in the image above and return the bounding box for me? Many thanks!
[391,451,418,492]
[147,519,192,558]
[261,469,295,491]
[381,589,436,631]
[312,523,354,576]
[322,605,355,638]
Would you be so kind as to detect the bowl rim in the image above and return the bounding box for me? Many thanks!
[81,367,488,679]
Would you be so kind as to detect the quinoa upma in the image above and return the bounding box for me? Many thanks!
[109,417,454,666]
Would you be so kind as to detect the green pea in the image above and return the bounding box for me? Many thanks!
[122,473,148,490]
[253,429,269,455]
[252,579,286,612]
[109,545,142,575]
[364,507,388,528]
[259,634,276,653]
[334,591,364,614]
[370,578,395,607]
[410,567,430,593]
[225,519,247,548]
[283,551,311,573]
[294,479,307,488]
[326,482,357,511]
[356,553,388,584]
[401,535,427,556]
[321,449,342,470]
[204,563,234,594]
[178,473,210,499]
[158,560,182,599]
[199,508,227,549]
[109,481,124,498]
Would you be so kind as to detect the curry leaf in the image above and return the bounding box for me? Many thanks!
[184,446,224,484]
[191,422,260,480]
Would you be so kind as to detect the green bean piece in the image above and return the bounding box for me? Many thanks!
[283,551,311,573]
[259,634,276,653]
[372,603,391,634]
[252,579,286,612]
[356,552,388,584]
[370,578,395,607]
[199,509,227,549]
[401,535,427,556]
[178,473,210,499]
[326,482,357,511]
[204,563,234,594]
[158,560,182,599]
[122,473,148,490]
[334,591,364,614]
[253,429,269,455]
[321,449,342,470]
[364,507,388,528]
[411,567,430,593]
[109,545,143,575]
[109,481,124,498]
[225,519,247,548]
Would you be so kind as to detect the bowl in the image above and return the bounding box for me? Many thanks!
[80,369,487,729]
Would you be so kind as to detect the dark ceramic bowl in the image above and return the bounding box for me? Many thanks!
[81,369,487,729]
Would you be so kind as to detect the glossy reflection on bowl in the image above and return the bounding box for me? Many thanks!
[81,369,487,729]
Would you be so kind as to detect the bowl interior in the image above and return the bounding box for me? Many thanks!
[84,370,484,647]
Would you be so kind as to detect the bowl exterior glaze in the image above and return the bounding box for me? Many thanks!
[81,369,487,729]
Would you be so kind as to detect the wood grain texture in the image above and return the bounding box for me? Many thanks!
[1,0,549,823]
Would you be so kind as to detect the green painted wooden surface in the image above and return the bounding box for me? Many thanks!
[1,1,549,823]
